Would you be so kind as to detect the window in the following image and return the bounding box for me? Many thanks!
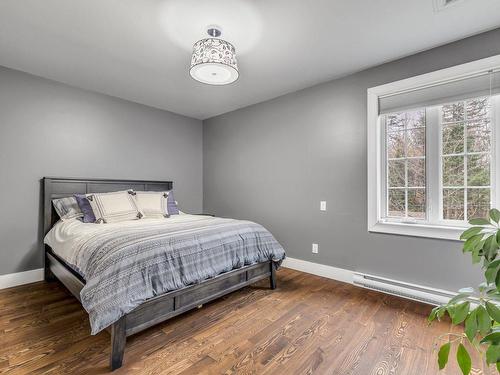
[382,97,494,226]
[367,55,500,240]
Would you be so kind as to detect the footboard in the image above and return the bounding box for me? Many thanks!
[110,261,276,369]
[46,250,276,371]
[125,261,273,335]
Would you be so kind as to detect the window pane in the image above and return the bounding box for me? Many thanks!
[407,159,425,187]
[388,160,405,187]
[405,110,425,129]
[386,114,405,132]
[388,189,405,217]
[442,123,464,155]
[443,188,465,220]
[387,110,425,132]
[466,97,490,119]
[467,120,491,153]
[467,188,490,219]
[406,128,425,157]
[387,131,405,158]
[442,102,464,123]
[467,154,490,186]
[408,189,425,219]
[442,156,464,186]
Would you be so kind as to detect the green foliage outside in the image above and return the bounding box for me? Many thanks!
[429,209,500,374]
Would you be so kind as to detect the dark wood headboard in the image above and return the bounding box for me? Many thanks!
[43,177,173,236]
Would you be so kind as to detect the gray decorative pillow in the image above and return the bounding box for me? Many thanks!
[52,196,84,220]
[166,190,180,215]
[87,190,144,223]
[74,194,97,223]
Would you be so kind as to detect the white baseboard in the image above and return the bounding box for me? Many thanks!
[0,268,44,290]
[281,257,354,284]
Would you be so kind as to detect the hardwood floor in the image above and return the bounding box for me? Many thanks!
[0,268,489,374]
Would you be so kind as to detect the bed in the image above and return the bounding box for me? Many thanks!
[42,177,285,370]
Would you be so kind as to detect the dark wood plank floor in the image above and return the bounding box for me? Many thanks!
[0,268,489,374]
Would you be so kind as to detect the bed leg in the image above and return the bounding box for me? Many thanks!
[44,265,55,282]
[44,253,56,282]
[270,262,277,290]
[110,317,126,371]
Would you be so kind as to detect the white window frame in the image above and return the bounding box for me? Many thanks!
[367,54,500,241]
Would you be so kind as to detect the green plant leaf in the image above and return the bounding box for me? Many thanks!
[486,260,500,283]
[448,293,470,305]
[481,331,500,344]
[472,246,482,264]
[429,306,438,322]
[477,305,492,336]
[463,235,483,253]
[447,305,456,321]
[497,361,500,372]
[437,307,445,320]
[470,218,492,226]
[496,229,500,246]
[438,342,451,370]
[479,282,490,292]
[465,310,478,342]
[429,306,447,322]
[451,302,470,324]
[457,343,472,375]
[485,234,498,254]
[461,227,483,241]
[491,209,500,224]
[488,291,500,302]
[487,344,500,365]
[487,302,500,323]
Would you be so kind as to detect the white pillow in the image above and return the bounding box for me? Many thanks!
[133,191,169,219]
[87,190,144,223]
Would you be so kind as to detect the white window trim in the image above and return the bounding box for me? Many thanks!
[367,54,500,241]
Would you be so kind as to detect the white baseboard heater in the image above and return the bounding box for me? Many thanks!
[353,272,456,306]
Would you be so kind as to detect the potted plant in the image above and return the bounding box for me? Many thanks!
[429,209,500,374]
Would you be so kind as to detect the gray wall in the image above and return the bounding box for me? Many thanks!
[203,28,500,291]
[0,66,203,276]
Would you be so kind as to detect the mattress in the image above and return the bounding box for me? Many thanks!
[44,214,286,334]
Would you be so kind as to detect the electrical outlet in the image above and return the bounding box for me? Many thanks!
[312,243,319,254]
[320,201,327,211]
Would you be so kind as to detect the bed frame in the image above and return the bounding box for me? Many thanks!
[42,177,277,371]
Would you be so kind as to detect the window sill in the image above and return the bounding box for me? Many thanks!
[369,221,466,241]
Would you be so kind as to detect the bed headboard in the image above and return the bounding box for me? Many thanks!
[43,177,173,235]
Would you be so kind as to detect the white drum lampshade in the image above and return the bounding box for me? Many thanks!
[189,26,239,85]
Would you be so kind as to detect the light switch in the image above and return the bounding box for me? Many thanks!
[320,201,327,211]
[312,243,319,254]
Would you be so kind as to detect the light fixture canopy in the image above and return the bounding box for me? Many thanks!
[189,26,239,85]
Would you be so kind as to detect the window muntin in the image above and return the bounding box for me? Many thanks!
[382,96,494,225]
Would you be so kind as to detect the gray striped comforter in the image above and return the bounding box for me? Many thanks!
[46,215,285,334]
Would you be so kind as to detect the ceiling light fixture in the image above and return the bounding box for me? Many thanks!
[189,25,239,85]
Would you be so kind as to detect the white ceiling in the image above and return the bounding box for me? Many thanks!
[0,0,500,120]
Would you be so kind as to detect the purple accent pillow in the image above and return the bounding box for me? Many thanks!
[167,190,179,215]
[74,194,96,223]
